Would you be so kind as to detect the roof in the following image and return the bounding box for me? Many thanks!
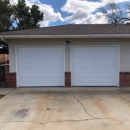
[0,24,130,36]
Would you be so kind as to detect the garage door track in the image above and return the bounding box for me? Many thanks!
[0,87,130,130]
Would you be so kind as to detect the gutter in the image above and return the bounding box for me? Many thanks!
[0,34,130,39]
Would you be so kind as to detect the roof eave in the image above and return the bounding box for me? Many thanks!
[0,34,130,39]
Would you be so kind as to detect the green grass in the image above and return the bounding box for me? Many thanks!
[0,95,4,99]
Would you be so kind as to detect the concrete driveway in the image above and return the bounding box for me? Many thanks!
[0,87,130,130]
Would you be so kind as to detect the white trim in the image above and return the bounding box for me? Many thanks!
[63,46,65,87]
[16,45,65,87]
[15,46,18,87]
[70,45,120,87]
[70,46,72,87]
[117,46,120,87]
[1,34,130,39]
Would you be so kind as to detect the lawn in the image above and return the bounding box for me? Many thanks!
[0,95,4,99]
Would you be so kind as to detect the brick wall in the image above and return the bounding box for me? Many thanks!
[3,67,130,88]
[120,72,130,87]
[65,72,71,87]
[65,72,130,87]
[5,65,16,88]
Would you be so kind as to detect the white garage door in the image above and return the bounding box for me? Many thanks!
[17,46,64,87]
[71,46,119,86]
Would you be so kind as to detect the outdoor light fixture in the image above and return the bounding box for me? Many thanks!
[64,40,71,45]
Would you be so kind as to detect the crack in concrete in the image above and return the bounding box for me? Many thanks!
[71,92,127,123]
[92,118,124,122]
[72,93,94,119]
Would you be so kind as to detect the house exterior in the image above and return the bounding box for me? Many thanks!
[0,24,130,88]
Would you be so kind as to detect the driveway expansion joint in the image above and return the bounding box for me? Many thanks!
[4,121,42,124]
[119,88,130,94]
[6,89,16,96]
[42,118,126,124]
[72,93,94,119]
[3,118,127,126]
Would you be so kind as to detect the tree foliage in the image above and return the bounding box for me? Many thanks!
[0,0,13,32]
[30,5,43,28]
[13,0,43,30]
[12,0,30,30]
[0,0,44,32]
[99,0,130,24]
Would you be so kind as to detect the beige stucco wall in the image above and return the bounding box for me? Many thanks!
[7,38,130,73]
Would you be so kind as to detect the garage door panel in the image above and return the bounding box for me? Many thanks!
[42,62,63,66]
[42,59,62,63]
[17,46,64,87]
[41,69,63,73]
[20,79,41,86]
[72,59,93,65]
[19,59,40,63]
[73,75,94,80]
[18,48,41,57]
[97,68,117,72]
[20,69,41,74]
[41,79,63,86]
[20,74,41,79]
[94,80,116,86]
[41,75,62,79]
[40,79,63,86]
[96,58,116,63]
[72,70,94,74]
[73,64,95,68]
[73,80,93,86]
[72,48,94,55]
[19,64,41,68]
[72,46,118,86]
[95,75,116,79]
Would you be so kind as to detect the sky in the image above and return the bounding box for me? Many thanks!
[9,0,130,27]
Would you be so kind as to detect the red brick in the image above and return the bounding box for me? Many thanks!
[5,65,16,88]
[120,72,130,87]
[65,72,71,87]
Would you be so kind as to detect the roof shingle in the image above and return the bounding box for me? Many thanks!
[0,24,130,35]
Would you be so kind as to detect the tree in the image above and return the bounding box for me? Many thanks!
[99,0,130,24]
[13,0,43,30]
[30,5,44,28]
[0,0,13,32]
[12,0,31,30]
[0,0,44,32]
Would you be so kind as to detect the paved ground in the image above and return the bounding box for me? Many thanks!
[0,87,130,130]
[0,88,14,95]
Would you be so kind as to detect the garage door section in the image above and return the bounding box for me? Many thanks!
[17,46,64,87]
[71,46,119,86]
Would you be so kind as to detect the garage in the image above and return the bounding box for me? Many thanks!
[17,46,64,87]
[71,46,119,86]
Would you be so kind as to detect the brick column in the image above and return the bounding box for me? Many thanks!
[65,72,71,87]
[5,65,16,88]
[120,72,130,87]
